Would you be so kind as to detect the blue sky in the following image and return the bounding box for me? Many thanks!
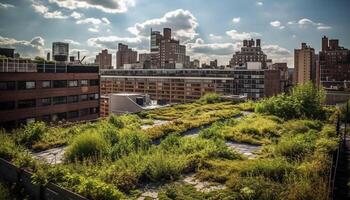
[0,0,349,67]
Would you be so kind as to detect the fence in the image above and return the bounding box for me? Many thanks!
[0,158,88,200]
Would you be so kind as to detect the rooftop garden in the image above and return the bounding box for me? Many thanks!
[0,83,343,200]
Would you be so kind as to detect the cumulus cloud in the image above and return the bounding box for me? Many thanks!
[64,39,81,45]
[226,30,261,41]
[127,9,199,42]
[0,3,15,9]
[0,36,45,58]
[70,11,83,19]
[232,17,240,24]
[32,2,68,19]
[288,18,331,30]
[48,0,135,13]
[270,20,285,29]
[257,2,263,6]
[88,27,99,32]
[87,36,144,49]
[187,38,238,56]
[263,44,293,66]
[76,17,102,25]
[209,34,222,40]
[102,17,111,25]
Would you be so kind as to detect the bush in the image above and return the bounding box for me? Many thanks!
[108,115,124,129]
[256,82,326,120]
[18,121,47,147]
[65,131,110,161]
[197,93,221,104]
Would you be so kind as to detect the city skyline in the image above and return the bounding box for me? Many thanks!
[0,0,350,67]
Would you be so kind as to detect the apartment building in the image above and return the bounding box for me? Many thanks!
[294,43,317,85]
[95,49,112,69]
[116,43,137,69]
[100,69,280,105]
[0,59,100,129]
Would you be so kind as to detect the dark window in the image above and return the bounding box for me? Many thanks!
[17,81,35,90]
[52,96,67,105]
[89,79,99,86]
[67,95,79,103]
[80,108,89,116]
[41,98,51,106]
[53,80,67,88]
[67,110,79,119]
[68,80,78,87]
[18,99,36,109]
[0,101,15,111]
[42,81,51,88]
[80,94,88,101]
[80,80,88,86]
[0,81,16,91]
[89,107,99,114]
[88,94,96,100]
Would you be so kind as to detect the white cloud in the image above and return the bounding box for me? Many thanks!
[288,18,331,30]
[70,11,83,19]
[76,17,102,25]
[48,0,135,13]
[87,36,143,49]
[270,20,281,27]
[317,26,332,30]
[187,38,238,56]
[0,3,14,9]
[0,36,45,58]
[257,2,263,6]
[209,34,222,40]
[102,17,111,25]
[88,27,99,33]
[127,9,199,42]
[64,39,81,45]
[262,44,293,66]
[226,30,261,41]
[232,17,240,24]
[32,2,68,19]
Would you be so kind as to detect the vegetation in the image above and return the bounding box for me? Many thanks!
[256,82,326,119]
[0,87,342,199]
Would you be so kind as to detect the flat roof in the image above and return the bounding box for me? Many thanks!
[101,75,235,80]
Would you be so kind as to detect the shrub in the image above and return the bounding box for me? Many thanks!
[18,121,47,147]
[197,93,221,104]
[65,131,110,161]
[108,114,124,129]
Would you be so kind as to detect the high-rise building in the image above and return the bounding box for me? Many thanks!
[52,42,69,62]
[95,49,112,69]
[229,39,268,67]
[319,36,350,91]
[139,53,152,68]
[294,43,316,85]
[149,28,189,68]
[116,43,137,69]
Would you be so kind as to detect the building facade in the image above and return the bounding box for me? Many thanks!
[116,43,137,69]
[319,36,350,91]
[0,59,100,129]
[52,42,69,62]
[100,69,280,105]
[294,43,317,85]
[95,49,112,69]
[229,39,267,67]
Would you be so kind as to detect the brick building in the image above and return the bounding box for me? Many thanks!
[95,49,112,69]
[294,43,317,85]
[116,43,137,69]
[0,59,100,129]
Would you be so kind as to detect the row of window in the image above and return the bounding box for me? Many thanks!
[0,79,99,91]
[0,93,99,111]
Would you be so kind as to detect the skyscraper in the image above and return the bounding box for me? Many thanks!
[52,42,69,62]
[229,39,267,68]
[116,43,137,69]
[294,43,316,85]
[95,49,112,69]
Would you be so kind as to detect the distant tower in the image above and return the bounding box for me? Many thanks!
[256,39,261,47]
[322,36,328,51]
[46,52,50,61]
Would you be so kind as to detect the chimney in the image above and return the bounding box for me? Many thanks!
[77,51,80,60]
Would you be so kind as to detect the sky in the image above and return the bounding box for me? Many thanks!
[0,0,350,67]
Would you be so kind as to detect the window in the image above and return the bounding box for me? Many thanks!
[53,80,67,88]
[68,80,78,87]
[80,108,89,116]
[89,107,99,114]
[52,96,67,105]
[0,81,16,91]
[18,81,35,90]
[80,94,88,101]
[89,79,99,86]
[42,81,51,88]
[88,93,97,100]
[67,110,79,119]
[80,80,88,86]
[67,95,79,103]
[0,101,15,111]
[41,98,51,106]
[18,99,36,109]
